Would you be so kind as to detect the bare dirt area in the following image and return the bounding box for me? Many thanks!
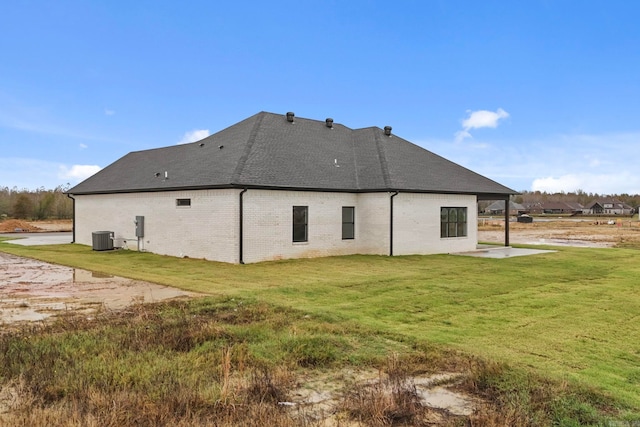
[0,252,198,327]
[283,369,479,425]
[479,217,640,248]
[0,219,72,233]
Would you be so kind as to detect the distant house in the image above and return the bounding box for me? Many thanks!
[484,200,525,215]
[585,199,633,215]
[540,202,583,215]
[532,202,583,215]
[564,202,586,214]
[67,111,516,264]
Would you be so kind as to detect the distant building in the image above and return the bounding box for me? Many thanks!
[525,202,583,215]
[484,200,525,215]
[585,199,633,215]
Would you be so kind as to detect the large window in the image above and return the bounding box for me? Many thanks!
[441,207,467,238]
[342,206,355,240]
[293,206,308,242]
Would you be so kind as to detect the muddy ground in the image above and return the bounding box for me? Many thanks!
[0,252,197,326]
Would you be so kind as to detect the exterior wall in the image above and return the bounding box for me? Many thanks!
[392,193,478,255]
[241,190,477,263]
[74,190,239,263]
[354,193,391,255]
[242,190,385,263]
[73,189,479,264]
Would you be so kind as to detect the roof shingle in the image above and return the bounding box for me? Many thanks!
[68,111,516,196]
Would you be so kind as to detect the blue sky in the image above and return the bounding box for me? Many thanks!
[2,1,639,194]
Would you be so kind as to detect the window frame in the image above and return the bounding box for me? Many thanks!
[176,198,191,207]
[342,206,355,240]
[292,206,308,243]
[440,207,467,238]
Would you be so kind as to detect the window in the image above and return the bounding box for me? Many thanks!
[441,207,467,238]
[342,206,355,239]
[293,206,308,242]
[176,198,191,207]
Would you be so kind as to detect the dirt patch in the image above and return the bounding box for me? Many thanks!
[479,218,640,248]
[0,220,41,233]
[0,252,199,327]
[26,219,72,232]
[284,369,477,425]
[0,219,72,233]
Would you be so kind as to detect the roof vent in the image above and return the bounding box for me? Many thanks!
[286,112,295,122]
[325,118,333,128]
[384,126,392,136]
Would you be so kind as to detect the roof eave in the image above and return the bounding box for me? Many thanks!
[68,183,518,197]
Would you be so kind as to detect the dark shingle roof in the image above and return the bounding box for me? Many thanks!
[484,200,525,211]
[68,112,516,196]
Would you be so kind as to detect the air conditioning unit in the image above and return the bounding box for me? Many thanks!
[92,231,114,251]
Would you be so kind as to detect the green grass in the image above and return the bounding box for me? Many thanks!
[2,241,640,415]
[0,297,628,425]
[0,299,421,425]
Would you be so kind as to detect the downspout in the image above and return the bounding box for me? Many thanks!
[239,188,248,264]
[389,191,399,256]
[66,194,76,243]
[504,196,510,247]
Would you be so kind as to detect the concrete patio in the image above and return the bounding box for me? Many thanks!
[453,245,556,259]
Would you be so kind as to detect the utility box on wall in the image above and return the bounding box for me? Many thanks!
[135,216,145,237]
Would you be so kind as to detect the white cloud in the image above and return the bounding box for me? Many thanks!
[79,143,88,149]
[178,129,210,144]
[58,164,102,182]
[104,109,115,116]
[453,129,472,143]
[0,158,102,190]
[455,108,509,142]
[417,130,640,194]
[532,172,640,195]
[462,108,509,130]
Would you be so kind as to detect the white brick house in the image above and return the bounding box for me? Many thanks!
[68,112,515,264]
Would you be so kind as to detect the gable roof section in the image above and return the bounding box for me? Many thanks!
[485,200,525,211]
[69,112,516,197]
[585,199,631,209]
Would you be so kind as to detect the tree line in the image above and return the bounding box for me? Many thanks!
[512,190,640,208]
[1,186,638,221]
[0,186,73,220]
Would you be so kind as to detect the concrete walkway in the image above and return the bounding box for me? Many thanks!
[0,232,73,246]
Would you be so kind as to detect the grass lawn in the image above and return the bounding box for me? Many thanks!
[1,240,639,412]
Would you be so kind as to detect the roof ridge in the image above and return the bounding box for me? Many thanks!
[231,112,265,184]
[349,128,361,189]
[373,128,392,189]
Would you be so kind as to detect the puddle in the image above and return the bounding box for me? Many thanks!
[0,252,198,325]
